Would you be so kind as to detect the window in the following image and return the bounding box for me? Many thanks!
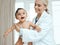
[52,1,60,44]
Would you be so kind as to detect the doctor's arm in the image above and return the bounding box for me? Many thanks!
[29,22,41,32]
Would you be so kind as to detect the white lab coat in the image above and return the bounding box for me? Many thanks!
[20,11,56,45]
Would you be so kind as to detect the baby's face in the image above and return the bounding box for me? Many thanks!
[16,9,27,22]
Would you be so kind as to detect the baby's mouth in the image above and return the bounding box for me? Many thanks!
[21,17,24,19]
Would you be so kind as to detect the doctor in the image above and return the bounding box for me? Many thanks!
[16,0,56,45]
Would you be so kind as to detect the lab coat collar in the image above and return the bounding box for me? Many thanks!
[36,11,48,24]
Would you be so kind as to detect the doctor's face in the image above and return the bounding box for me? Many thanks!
[34,0,46,14]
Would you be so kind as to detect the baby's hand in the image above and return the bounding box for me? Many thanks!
[3,32,8,38]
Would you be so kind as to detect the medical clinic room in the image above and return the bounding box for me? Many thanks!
[0,0,60,45]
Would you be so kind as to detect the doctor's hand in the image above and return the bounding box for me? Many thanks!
[35,26,41,32]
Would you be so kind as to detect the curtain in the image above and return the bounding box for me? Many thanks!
[0,0,15,45]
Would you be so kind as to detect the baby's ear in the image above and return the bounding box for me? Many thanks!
[15,16,18,19]
[16,18,18,19]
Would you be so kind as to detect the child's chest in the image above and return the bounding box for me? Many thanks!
[20,23,30,29]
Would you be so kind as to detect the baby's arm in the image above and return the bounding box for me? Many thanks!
[29,22,41,32]
[4,24,16,37]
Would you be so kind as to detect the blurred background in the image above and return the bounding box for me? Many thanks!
[0,0,60,45]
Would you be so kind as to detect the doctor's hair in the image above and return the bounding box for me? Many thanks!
[37,0,49,13]
[42,0,48,13]
[15,8,27,19]
[43,4,48,13]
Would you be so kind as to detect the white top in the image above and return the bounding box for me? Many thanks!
[20,11,56,45]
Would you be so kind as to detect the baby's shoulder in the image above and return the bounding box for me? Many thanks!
[10,23,16,29]
[13,23,19,27]
[13,23,20,29]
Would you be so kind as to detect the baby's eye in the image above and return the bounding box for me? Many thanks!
[23,12,25,14]
[18,13,21,15]
[38,4,41,7]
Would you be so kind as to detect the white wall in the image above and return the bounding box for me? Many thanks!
[52,1,60,44]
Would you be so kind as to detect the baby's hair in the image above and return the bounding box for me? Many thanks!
[15,8,27,18]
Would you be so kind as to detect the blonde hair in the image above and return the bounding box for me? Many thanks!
[42,0,48,6]
[35,0,48,13]
[41,0,48,12]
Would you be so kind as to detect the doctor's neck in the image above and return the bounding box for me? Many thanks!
[37,13,42,19]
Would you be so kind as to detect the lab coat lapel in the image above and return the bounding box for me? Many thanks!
[36,11,48,25]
